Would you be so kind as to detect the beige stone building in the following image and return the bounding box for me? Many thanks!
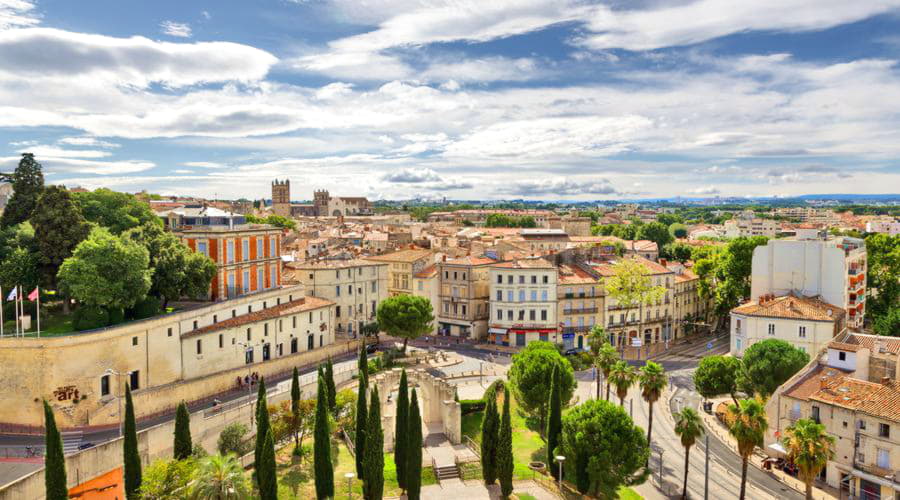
[413,264,440,335]
[365,248,434,296]
[289,259,388,338]
[488,258,558,347]
[0,286,338,428]
[665,260,713,338]
[766,332,900,500]
[436,256,495,339]
[730,293,846,357]
[557,264,603,351]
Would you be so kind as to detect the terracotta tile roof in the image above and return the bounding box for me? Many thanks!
[288,259,385,269]
[365,248,433,263]
[784,365,844,401]
[557,264,598,285]
[444,255,496,266]
[827,341,860,352]
[731,294,844,322]
[491,257,555,269]
[414,264,438,278]
[810,377,900,422]
[183,296,333,338]
[835,332,900,354]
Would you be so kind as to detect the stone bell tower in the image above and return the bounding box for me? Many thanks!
[271,179,291,217]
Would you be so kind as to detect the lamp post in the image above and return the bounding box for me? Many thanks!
[103,368,125,438]
[235,341,254,426]
[658,447,664,485]
[344,472,355,499]
[704,433,709,500]
[555,455,565,491]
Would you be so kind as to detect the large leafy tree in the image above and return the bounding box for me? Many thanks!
[376,294,434,352]
[865,233,900,322]
[173,401,192,460]
[406,389,423,500]
[74,188,157,234]
[30,186,90,292]
[727,398,768,500]
[507,341,576,430]
[558,399,649,497]
[1,153,44,228]
[43,400,68,500]
[695,236,769,323]
[608,360,636,406]
[58,227,152,310]
[497,392,513,499]
[637,221,673,250]
[874,306,900,337]
[189,454,250,499]
[0,246,39,297]
[693,355,741,404]
[394,369,409,490]
[313,375,334,499]
[782,418,835,500]
[639,361,667,446]
[738,339,809,399]
[673,407,704,500]
[123,384,142,499]
[605,258,666,347]
[362,387,384,500]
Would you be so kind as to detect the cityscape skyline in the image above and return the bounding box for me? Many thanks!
[1,0,900,200]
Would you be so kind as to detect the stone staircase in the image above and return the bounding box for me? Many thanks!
[434,463,460,482]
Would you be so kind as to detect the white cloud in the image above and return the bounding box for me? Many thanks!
[382,167,441,183]
[160,20,192,38]
[183,161,228,169]
[688,185,720,195]
[17,145,111,158]
[0,155,154,175]
[0,28,277,88]
[497,177,618,197]
[420,56,543,83]
[0,0,39,30]
[57,136,119,148]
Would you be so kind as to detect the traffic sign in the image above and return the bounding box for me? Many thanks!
[706,342,713,350]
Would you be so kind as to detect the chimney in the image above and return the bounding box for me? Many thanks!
[659,258,667,267]
[820,377,828,390]
[882,376,891,385]
[442,255,447,262]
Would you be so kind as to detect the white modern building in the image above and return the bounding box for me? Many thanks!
[749,229,867,328]
[488,258,558,347]
[724,216,779,238]
[865,219,900,236]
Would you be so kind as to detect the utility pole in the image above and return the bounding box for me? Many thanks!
[704,433,710,500]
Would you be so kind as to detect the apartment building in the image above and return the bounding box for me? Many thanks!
[413,264,440,335]
[750,229,867,328]
[365,248,434,296]
[766,332,900,500]
[488,258,558,347]
[557,264,603,351]
[865,219,900,236]
[772,207,841,225]
[592,256,675,348]
[437,256,495,339]
[426,209,555,227]
[730,293,846,357]
[289,259,388,337]
[724,216,779,238]
[164,205,283,301]
[665,260,713,338]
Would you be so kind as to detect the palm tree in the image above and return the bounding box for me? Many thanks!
[727,398,768,500]
[190,454,251,500]
[589,328,619,401]
[640,361,667,445]
[674,408,704,500]
[782,418,835,500]
[608,360,636,407]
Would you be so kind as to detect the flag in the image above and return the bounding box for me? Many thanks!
[27,287,38,301]
[6,287,16,301]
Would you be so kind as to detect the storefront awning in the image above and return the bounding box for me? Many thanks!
[488,328,507,334]
[850,467,898,489]
[767,442,787,455]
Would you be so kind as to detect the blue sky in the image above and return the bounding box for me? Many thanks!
[1,0,899,201]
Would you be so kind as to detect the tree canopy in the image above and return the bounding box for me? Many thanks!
[694,355,741,402]
[376,294,434,352]
[58,227,152,310]
[558,399,649,496]
[1,153,44,228]
[30,186,91,287]
[507,341,576,425]
[738,339,809,399]
[637,221,673,250]
[865,234,900,324]
[74,188,159,234]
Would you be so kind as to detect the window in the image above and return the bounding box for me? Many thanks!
[767,324,775,336]
[811,405,820,423]
[858,419,867,430]
[518,290,525,302]
[218,334,223,348]
[167,328,172,337]
[518,275,524,284]
[262,343,271,361]
[736,338,742,351]
[839,351,846,361]
[196,339,202,355]
[507,275,513,284]
[243,270,250,293]
[507,291,513,302]
[530,290,537,301]
[193,320,198,330]
[348,285,352,295]
[336,306,341,317]
[232,309,236,318]
[227,240,235,264]
[213,315,218,324]
[372,281,377,293]
[245,347,254,364]
[242,239,249,261]
[129,370,140,390]
[247,328,251,341]
[497,274,502,284]
[542,275,549,284]
[531,275,537,284]
[507,310,513,320]
[529,310,535,321]
[257,269,264,292]
[877,448,890,469]
[541,290,548,301]
[100,375,110,397]
[798,326,806,338]
[132,336,138,346]
[336,286,341,297]
[197,241,208,256]
[496,290,502,301]
[308,335,314,350]
[879,423,890,438]
[257,238,263,258]
[735,319,741,332]
[291,337,298,354]
[497,309,502,320]
[518,310,525,321]
[540,310,547,321]
[264,323,269,336]
[270,237,276,257]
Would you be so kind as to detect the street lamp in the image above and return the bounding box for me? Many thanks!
[658,447,664,485]
[344,472,355,499]
[103,368,126,438]
[555,455,565,491]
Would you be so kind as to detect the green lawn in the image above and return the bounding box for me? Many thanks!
[1,306,180,337]
[461,396,546,479]
[617,486,643,499]
[275,436,436,499]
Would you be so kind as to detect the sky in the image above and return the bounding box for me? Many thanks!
[1,0,900,202]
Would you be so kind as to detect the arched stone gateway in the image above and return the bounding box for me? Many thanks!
[370,367,461,451]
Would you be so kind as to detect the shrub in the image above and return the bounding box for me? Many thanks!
[127,296,160,320]
[217,423,250,457]
[460,399,486,415]
[73,305,109,331]
[107,308,125,326]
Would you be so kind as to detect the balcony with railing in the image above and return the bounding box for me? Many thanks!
[563,307,599,315]
[561,325,591,334]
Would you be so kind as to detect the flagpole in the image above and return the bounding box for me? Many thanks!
[17,286,22,338]
[0,285,4,338]
[14,286,19,338]
[36,287,40,338]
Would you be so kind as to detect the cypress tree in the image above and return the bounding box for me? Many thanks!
[546,365,562,479]
[355,353,368,479]
[314,375,334,499]
[257,429,278,500]
[406,389,423,500]
[357,344,369,381]
[480,396,499,484]
[173,401,192,460]
[1,153,44,228]
[254,377,270,475]
[43,401,67,500]
[291,367,301,450]
[325,357,337,415]
[123,384,142,499]
[362,387,384,500]
[497,392,513,499]
[394,369,409,490]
